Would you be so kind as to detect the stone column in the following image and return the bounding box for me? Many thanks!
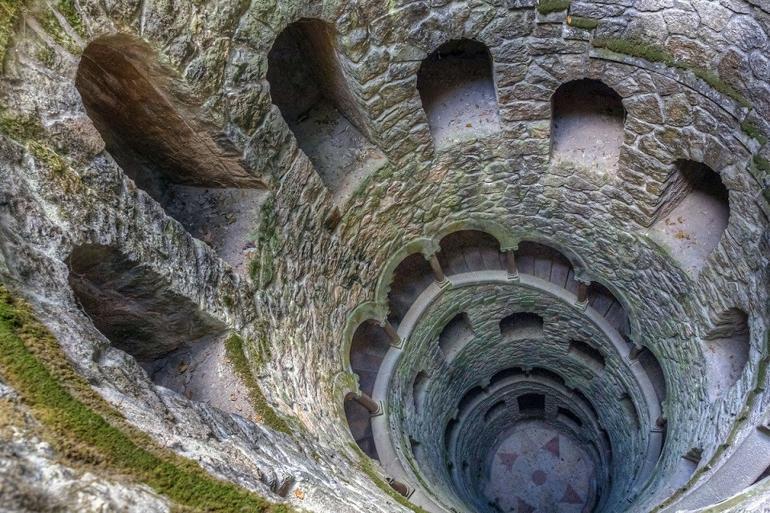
[504,249,519,279]
[355,393,383,416]
[427,253,447,284]
[576,281,590,308]
[380,319,402,348]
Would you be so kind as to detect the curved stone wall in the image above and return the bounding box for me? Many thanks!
[0,1,768,512]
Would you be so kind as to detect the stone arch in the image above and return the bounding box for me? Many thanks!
[650,160,730,273]
[510,233,591,280]
[341,301,388,372]
[436,230,505,275]
[374,239,437,305]
[266,18,385,201]
[349,320,393,397]
[515,240,581,292]
[550,78,626,173]
[438,312,475,363]
[586,279,638,346]
[344,392,380,460]
[67,244,229,400]
[703,308,751,401]
[417,38,500,148]
[432,219,516,252]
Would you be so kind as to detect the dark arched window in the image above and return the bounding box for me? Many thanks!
[349,320,391,397]
[651,160,730,272]
[344,394,379,460]
[437,230,504,275]
[703,308,750,400]
[76,35,266,271]
[267,19,384,200]
[551,79,625,172]
[417,39,499,148]
[67,244,227,400]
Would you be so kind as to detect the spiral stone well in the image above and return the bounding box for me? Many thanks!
[0,1,769,513]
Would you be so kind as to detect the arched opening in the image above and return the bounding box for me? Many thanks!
[439,313,475,362]
[75,35,266,273]
[437,230,504,275]
[344,394,379,460]
[551,79,625,173]
[568,340,606,373]
[499,312,544,340]
[517,393,546,415]
[489,367,524,386]
[587,282,630,338]
[515,241,579,292]
[266,19,385,201]
[651,160,730,273]
[349,320,392,397]
[637,347,667,405]
[412,371,430,413]
[458,385,486,414]
[485,401,507,422]
[417,39,500,148]
[67,244,242,410]
[703,308,750,400]
[530,367,567,387]
[558,407,583,427]
[387,253,435,327]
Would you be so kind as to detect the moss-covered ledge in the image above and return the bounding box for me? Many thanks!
[0,285,294,513]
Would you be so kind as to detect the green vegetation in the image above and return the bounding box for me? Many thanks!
[741,120,768,146]
[224,333,293,435]
[592,37,750,108]
[350,443,430,513]
[0,0,24,62]
[755,154,770,175]
[249,196,280,288]
[56,0,85,38]
[537,0,571,15]
[567,15,599,30]
[0,108,44,142]
[0,286,294,513]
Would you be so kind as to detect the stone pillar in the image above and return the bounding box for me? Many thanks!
[504,249,519,279]
[427,253,447,284]
[380,319,402,348]
[355,393,383,416]
[576,281,590,308]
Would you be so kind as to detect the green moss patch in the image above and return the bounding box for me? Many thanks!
[350,443,429,513]
[249,196,280,288]
[0,108,44,142]
[567,15,599,30]
[56,0,85,38]
[592,38,750,108]
[224,333,293,435]
[741,120,768,146]
[0,0,24,63]
[0,286,294,513]
[537,0,571,15]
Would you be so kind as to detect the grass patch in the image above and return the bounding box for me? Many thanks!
[754,154,770,178]
[537,0,571,15]
[0,0,24,63]
[0,108,44,142]
[56,0,85,38]
[592,37,750,108]
[224,333,293,435]
[249,195,280,288]
[33,6,81,55]
[742,120,768,146]
[567,15,599,30]
[0,286,294,513]
[350,443,430,513]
